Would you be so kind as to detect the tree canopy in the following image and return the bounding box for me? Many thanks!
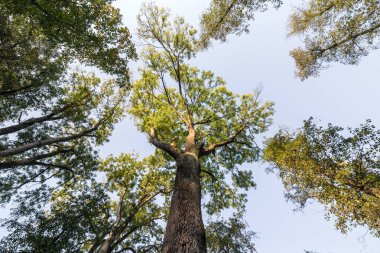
[199,0,380,79]
[199,0,282,47]
[288,0,380,79]
[0,153,172,253]
[0,0,135,206]
[133,2,274,215]
[264,119,380,236]
[206,212,257,253]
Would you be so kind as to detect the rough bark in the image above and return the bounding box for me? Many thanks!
[162,152,206,253]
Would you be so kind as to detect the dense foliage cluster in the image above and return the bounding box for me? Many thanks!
[288,0,380,79]
[200,0,282,46]
[0,0,136,205]
[264,119,380,236]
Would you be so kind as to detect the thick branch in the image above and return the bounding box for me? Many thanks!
[149,127,180,159]
[0,83,37,96]
[0,128,94,158]
[0,93,91,136]
[315,21,380,56]
[0,149,72,170]
[0,110,111,158]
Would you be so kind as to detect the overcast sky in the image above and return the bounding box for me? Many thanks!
[99,0,380,252]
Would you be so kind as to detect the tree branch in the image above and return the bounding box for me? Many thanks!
[149,127,180,159]
[0,94,91,135]
[0,104,116,158]
[200,123,247,157]
[0,149,73,170]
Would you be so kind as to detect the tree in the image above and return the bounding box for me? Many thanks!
[288,0,380,80]
[131,4,274,252]
[199,0,282,47]
[0,153,173,253]
[263,119,380,236]
[0,0,135,205]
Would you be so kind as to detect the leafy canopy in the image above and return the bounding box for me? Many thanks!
[0,0,135,205]
[264,119,380,236]
[206,211,256,253]
[131,3,274,214]
[1,153,173,253]
[288,0,380,79]
[199,0,282,47]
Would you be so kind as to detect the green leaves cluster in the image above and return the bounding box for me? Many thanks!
[0,0,136,206]
[206,211,256,253]
[288,0,380,79]
[1,153,173,252]
[200,0,282,47]
[264,119,380,236]
[1,0,136,83]
[0,2,138,251]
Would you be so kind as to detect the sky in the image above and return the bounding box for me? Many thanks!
[97,0,380,252]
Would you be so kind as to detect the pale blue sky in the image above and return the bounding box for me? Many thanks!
[100,0,380,252]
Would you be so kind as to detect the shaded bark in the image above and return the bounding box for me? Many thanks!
[162,152,206,253]
[96,233,115,253]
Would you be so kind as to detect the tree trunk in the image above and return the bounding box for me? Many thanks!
[96,232,115,253]
[162,153,207,253]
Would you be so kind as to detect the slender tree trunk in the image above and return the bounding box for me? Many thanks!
[162,152,207,253]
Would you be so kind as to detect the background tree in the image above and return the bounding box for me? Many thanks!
[264,119,380,236]
[0,153,173,253]
[131,4,274,252]
[288,0,380,80]
[199,0,380,79]
[0,0,135,206]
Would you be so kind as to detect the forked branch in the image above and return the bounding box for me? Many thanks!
[149,127,181,159]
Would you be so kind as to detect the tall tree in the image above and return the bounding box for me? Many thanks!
[264,119,380,236]
[132,4,274,252]
[288,0,380,80]
[0,0,136,204]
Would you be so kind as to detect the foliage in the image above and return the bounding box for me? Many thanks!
[0,0,135,205]
[199,0,282,47]
[264,118,380,236]
[0,73,127,205]
[206,212,256,253]
[288,0,380,79]
[132,3,274,215]
[0,0,135,83]
[0,153,173,253]
[0,182,111,253]
[0,1,136,249]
